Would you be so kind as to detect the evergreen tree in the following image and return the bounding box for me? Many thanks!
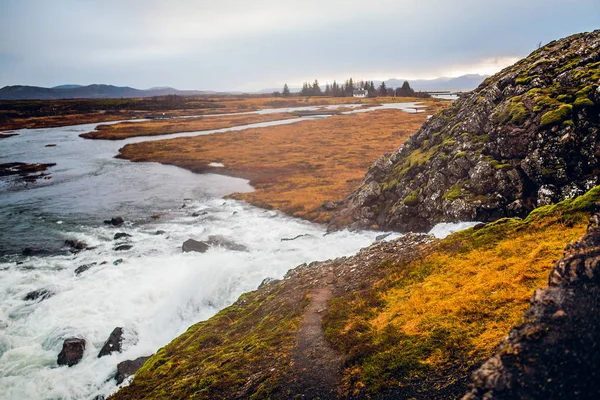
[379,81,387,96]
[312,79,322,95]
[301,82,310,96]
[282,83,291,97]
[324,83,331,96]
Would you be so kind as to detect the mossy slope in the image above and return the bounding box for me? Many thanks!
[113,187,600,399]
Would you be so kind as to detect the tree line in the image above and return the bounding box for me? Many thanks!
[276,79,430,98]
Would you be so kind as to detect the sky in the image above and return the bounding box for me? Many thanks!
[0,0,598,91]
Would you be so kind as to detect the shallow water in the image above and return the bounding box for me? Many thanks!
[0,105,472,399]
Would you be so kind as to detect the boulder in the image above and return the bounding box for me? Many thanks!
[114,244,133,251]
[23,288,54,301]
[98,327,123,358]
[75,263,96,276]
[155,230,166,235]
[113,259,124,266]
[182,239,209,253]
[57,337,86,366]
[206,235,248,252]
[104,217,124,226]
[64,239,88,251]
[115,356,152,384]
[114,232,132,240]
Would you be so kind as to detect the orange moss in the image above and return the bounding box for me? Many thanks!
[118,105,446,222]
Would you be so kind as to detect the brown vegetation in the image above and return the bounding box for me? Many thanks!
[118,101,447,223]
[80,113,298,140]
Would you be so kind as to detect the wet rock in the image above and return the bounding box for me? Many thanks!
[75,262,96,275]
[281,234,308,242]
[98,327,123,358]
[45,144,56,147]
[104,217,124,226]
[155,230,166,235]
[22,247,46,256]
[113,259,123,265]
[64,239,88,252]
[375,233,392,242]
[113,232,132,240]
[206,235,248,252]
[23,288,54,301]
[57,337,86,367]
[182,239,209,253]
[114,244,133,251]
[115,356,152,384]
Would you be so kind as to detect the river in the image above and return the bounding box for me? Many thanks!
[0,104,474,399]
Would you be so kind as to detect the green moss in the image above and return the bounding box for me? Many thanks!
[403,190,420,207]
[515,76,531,85]
[574,97,594,107]
[454,151,467,159]
[443,184,463,201]
[539,104,573,129]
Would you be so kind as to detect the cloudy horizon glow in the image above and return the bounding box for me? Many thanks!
[0,0,598,91]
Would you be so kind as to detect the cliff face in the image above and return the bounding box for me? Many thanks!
[464,208,600,399]
[331,30,600,232]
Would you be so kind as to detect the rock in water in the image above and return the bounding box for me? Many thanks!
[331,30,600,232]
[116,356,151,384]
[182,239,209,253]
[104,217,124,226]
[23,288,54,301]
[463,210,600,399]
[114,244,133,251]
[113,232,132,240]
[74,263,96,276]
[98,327,123,358]
[206,235,248,252]
[57,338,86,366]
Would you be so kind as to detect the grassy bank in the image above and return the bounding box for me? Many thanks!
[113,186,600,399]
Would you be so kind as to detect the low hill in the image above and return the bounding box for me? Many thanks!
[0,84,210,100]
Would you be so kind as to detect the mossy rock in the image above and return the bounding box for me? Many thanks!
[539,104,573,129]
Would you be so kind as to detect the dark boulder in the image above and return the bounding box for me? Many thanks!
[75,263,96,276]
[57,337,86,366]
[64,239,88,251]
[114,244,133,251]
[23,288,54,301]
[115,356,151,384]
[113,259,123,265]
[182,239,209,253]
[464,210,600,399]
[98,327,123,358]
[206,235,248,252]
[104,217,124,226]
[155,230,166,235]
[113,232,132,240]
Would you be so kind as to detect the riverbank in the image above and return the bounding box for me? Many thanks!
[80,112,298,140]
[118,102,447,223]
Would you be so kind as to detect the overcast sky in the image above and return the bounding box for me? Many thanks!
[0,0,598,91]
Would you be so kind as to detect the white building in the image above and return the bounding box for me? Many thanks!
[353,89,367,98]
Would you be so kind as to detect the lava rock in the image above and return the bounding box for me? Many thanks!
[57,337,86,367]
[206,235,248,252]
[23,288,54,301]
[104,217,124,226]
[98,327,123,358]
[75,263,96,276]
[114,232,132,240]
[115,356,151,384]
[114,244,133,251]
[182,239,209,253]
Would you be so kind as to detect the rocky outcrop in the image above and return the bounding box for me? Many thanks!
[182,239,209,253]
[23,288,54,301]
[463,210,600,399]
[115,356,151,384]
[331,30,600,232]
[98,327,124,358]
[104,217,124,226]
[57,338,86,367]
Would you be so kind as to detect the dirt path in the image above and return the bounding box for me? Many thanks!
[292,274,342,399]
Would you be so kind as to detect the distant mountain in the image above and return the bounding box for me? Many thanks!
[0,84,211,100]
[258,74,489,94]
[52,84,84,89]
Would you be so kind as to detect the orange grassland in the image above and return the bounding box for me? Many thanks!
[80,112,299,140]
[118,101,448,222]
